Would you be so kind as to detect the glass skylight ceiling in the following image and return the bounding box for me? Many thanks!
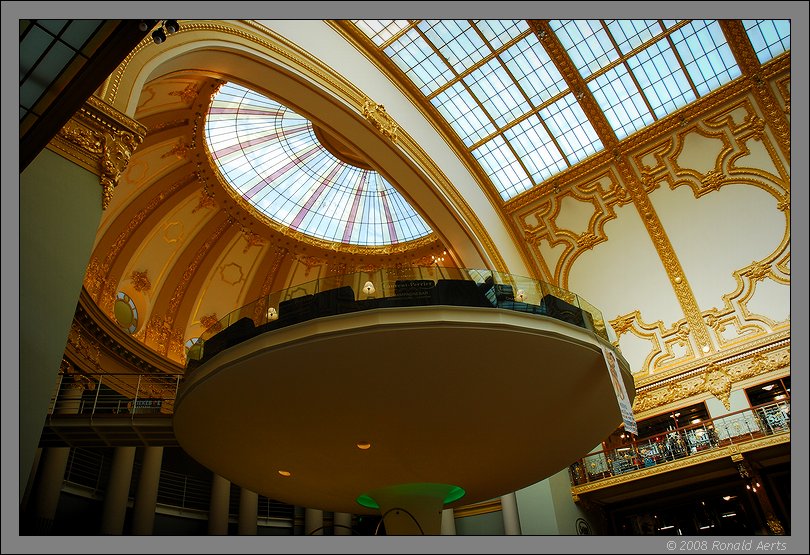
[205,82,433,247]
[352,19,788,202]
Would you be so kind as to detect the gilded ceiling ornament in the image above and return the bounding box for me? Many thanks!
[361,98,399,143]
[719,20,790,162]
[51,95,146,210]
[700,169,726,192]
[298,255,326,271]
[703,363,733,410]
[192,191,217,213]
[675,322,691,343]
[742,261,771,282]
[776,196,789,212]
[242,230,265,253]
[200,314,223,334]
[99,130,141,210]
[165,218,231,325]
[614,156,714,355]
[130,270,152,293]
[576,232,599,250]
[169,83,200,105]
[161,141,191,160]
[144,315,184,356]
[148,118,189,134]
[609,313,636,338]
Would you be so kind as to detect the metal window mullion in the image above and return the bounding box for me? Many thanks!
[664,32,701,98]
[424,24,532,101]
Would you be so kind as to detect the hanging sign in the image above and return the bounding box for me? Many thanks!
[602,346,638,436]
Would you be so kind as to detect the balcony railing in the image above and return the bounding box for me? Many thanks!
[186,266,610,367]
[568,400,791,487]
[47,371,183,418]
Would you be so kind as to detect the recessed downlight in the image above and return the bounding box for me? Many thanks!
[357,441,371,450]
[278,470,291,477]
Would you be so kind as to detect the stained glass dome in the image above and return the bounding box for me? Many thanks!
[204,82,433,247]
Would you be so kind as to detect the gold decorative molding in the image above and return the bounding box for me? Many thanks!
[169,83,200,104]
[615,155,715,356]
[92,172,198,306]
[361,98,399,143]
[719,20,790,162]
[165,218,232,326]
[452,498,502,519]
[49,95,147,210]
[200,313,223,334]
[632,336,790,414]
[130,270,152,293]
[704,363,733,410]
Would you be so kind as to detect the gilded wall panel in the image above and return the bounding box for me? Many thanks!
[517,168,628,286]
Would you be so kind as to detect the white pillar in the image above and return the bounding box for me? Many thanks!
[441,508,457,535]
[334,511,352,535]
[208,474,231,535]
[132,446,164,535]
[304,508,324,535]
[501,492,522,535]
[100,446,136,535]
[238,488,258,535]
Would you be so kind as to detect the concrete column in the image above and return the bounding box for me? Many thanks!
[28,447,70,534]
[132,446,164,535]
[237,488,258,535]
[501,492,522,535]
[208,474,231,535]
[100,446,136,535]
[304,508,324,535]
[27,377,87,534]
[334,511,352,535]
[441,508,457,535]
[20,447,43,516]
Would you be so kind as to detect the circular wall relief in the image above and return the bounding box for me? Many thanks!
[575,517,592,535]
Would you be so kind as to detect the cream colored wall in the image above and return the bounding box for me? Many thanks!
[20,148,103,497]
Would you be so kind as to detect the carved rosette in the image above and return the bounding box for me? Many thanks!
[49,95,146,210]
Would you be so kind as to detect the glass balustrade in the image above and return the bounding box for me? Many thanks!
[185,266,609,367]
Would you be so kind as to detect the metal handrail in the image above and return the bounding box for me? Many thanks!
[568,399,791,487]
[47,371,183,418]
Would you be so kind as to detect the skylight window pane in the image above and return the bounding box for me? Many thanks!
[502,116,567,184]
[431,82,496,147]
[419,20,491,75]
[473,20,529,51]
[463,58,531,128]
[472,135,533,200]
[384,28,455,95]
[501,35,568,106]
[589,65,654,140]
[670,20,740,97]
[743,20,790,63]
[539,93,603,164]
[353,19,411,47]
[61,20,104,50]
[550,20,619,78]
[627,39,696,119]
[606,19,663,55]
[205,82,431,246]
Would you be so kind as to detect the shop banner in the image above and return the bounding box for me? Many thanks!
[603,346,638,436]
